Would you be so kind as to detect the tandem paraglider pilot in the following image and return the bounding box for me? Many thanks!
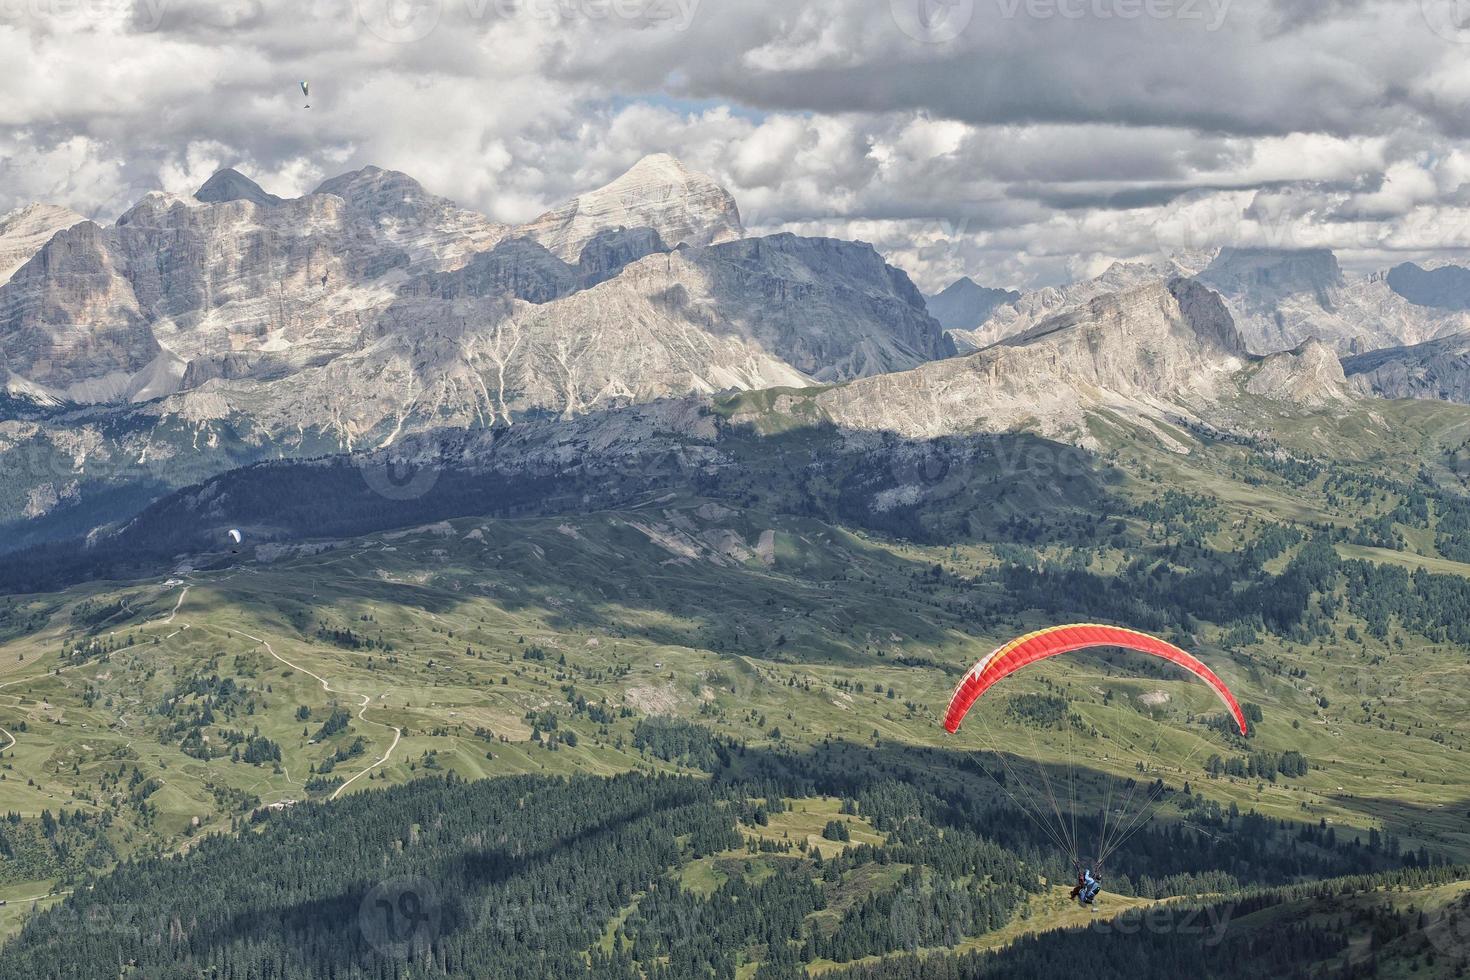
[1069,868,1102,906]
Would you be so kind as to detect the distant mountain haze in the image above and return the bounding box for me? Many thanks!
[924,277,1020,333]
[193,169,286,208]
[951,248,1470,356]
[1385,262,1470,312]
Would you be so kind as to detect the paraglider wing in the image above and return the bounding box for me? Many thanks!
[228,529,243,544]
[300,81,309,98]
[943,624,1247,736]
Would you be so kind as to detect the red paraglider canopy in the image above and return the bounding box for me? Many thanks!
[943,623,1247,736]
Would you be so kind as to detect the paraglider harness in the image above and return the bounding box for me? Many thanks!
[1069,865,1102,906]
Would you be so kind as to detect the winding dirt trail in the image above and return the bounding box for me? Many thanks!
[0,655,85,753]
[160,586,190,624]
[0,581,195,755]
[6,889,73,905]
[0,581,398,797]
[232,628,402,799]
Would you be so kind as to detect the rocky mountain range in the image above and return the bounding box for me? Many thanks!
[10,150,1470,554]
[788,278,1347,447]
[0,156,952,541]
[1342,331,1470,404]
[0,155,942,417]
[25,274,1364,587]
[1194,248,1470,354]
[945,252,1215,352]
[0,165,506,405]
[946,248,1470,357]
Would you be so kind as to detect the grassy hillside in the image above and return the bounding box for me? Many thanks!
[2,394,1470,973]
[1,495,1467,871]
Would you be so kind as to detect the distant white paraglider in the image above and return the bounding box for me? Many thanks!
[300,81,310,109]
[228,529,243,545]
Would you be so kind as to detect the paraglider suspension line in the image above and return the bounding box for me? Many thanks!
[972,707,1080,866]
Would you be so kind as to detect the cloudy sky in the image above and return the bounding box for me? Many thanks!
[5,0,1470,290]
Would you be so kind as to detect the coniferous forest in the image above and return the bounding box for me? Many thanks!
[1,736,1465,979]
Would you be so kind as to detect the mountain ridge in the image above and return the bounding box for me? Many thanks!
[925,276,1020,333]
[952,248,1470,357]
[0,203,88,286]
[809,278,1269,445]
[0,155,919,416]
[1342,330,1470,404]
[517,153,744,262]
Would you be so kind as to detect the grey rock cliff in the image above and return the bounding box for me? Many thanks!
[0,203,87,285]
[804,279,1351,447]
[1343,332,1470,404]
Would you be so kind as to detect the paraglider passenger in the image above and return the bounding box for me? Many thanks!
[1070,868,1101,905]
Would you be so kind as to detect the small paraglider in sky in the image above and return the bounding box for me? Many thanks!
[300,81,310,109]
[228,528,243,553]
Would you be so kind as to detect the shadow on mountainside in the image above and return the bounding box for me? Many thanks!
[0,407,1122,596]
